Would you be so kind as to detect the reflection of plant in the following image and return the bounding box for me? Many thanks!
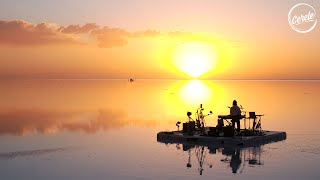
[187,149,192,168]
[182,145,211,175]
[195,146,207,175]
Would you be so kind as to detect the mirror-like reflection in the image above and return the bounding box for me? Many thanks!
[0,80,320,180]
[0,80,320,136]
[162,143,268,176]
[0,147,69,160]
[0,109,158,136]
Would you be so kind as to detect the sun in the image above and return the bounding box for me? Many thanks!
[173,42,217,78]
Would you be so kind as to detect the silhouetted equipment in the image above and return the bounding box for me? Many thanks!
[183,121,195,134]
[248,112,255,129]
[248,112,264,133]
[240,105,247,129]
[219,115,244,120]
[208,127,217,137]
[224,125,234,137]
[172,103,268,138]
[217,118,224,127]
[218,115,246,124]
[176,121,181,131]
[187,111,193,123]
[216,118,224,135]
[187,111,192,118]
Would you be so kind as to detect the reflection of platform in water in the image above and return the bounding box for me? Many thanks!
[158,134,285,175]
[157,130,286,147]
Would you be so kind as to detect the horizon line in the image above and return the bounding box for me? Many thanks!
[1,77,320,81]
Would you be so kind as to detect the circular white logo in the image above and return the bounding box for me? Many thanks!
[288,3,317,33]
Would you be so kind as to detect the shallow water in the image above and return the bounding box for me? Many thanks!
[0,80,319,179]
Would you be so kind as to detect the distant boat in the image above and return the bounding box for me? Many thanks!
[129,78,134,83]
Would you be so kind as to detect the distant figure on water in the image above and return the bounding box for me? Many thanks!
[230,100,241,133]
[129,78,134,83]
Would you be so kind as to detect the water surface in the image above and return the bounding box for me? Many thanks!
[0,80,319,179]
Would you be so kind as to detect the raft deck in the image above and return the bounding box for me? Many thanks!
[157,130,286,147]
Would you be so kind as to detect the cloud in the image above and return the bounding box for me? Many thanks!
[0,20,189,48]
[90,28,164,48]
[0,20,75,45]
[59,23,99,34]
[130,30,161,37]
[92,27,130,48]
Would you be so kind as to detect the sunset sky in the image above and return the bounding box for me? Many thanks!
[0,0,319,79]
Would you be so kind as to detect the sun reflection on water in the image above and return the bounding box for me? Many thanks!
[179,80,211,105]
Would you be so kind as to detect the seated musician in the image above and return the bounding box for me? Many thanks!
[230,100,241,133]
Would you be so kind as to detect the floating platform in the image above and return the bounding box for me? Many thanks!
[157,130,287,147]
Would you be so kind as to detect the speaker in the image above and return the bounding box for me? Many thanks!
[224,126,234,137]
[183,122,196,133]
[208,130,217,137]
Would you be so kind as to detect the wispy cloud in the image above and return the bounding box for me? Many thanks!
[59,23,99,34]
[91,27,130,48]
[0,19,244,50]
[0,20,189,48]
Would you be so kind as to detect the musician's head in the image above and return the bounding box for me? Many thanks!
[233,100,237,106]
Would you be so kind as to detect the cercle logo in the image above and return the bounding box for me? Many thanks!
[288,3,317,33]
